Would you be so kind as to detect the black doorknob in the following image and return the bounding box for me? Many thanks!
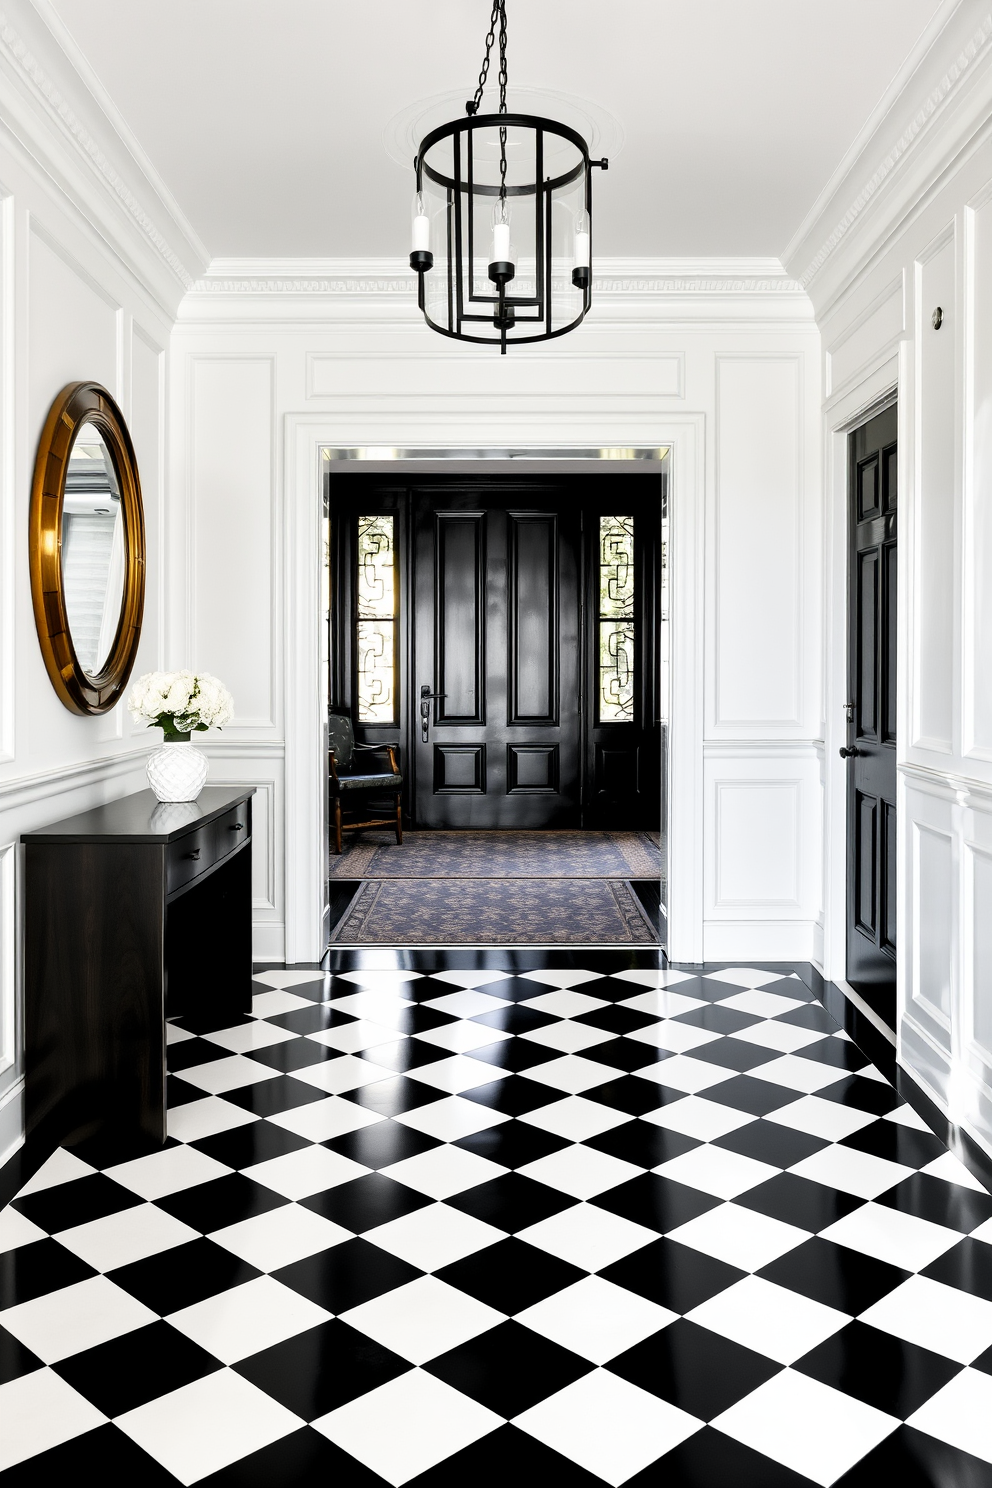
[839,745,860,759]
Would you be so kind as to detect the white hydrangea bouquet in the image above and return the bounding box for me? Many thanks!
[128,670,234,802]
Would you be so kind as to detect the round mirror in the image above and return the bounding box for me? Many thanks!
[30,383,145,715]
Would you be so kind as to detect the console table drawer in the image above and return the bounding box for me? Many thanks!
[166,825,216,894]
[212,804,250,864]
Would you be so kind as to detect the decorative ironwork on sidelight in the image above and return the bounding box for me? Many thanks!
[598,515,635,722]
[356,514,397,723]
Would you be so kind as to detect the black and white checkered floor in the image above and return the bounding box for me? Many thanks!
[3,960,992,1485]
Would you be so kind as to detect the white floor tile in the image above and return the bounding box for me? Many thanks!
[166,1275,331,1364]
[314,1367,501,1486]
[427,970,513,989]
[249,989,316,1019]
[394,1096,511,1143]
[518,989,610,1018]
[715,988,808,1017]
[267,1095,385,1142]
[884,1103,932,1131]
[0,1368,106,1472]
[327,992,414,1024]
[609,969,698,989]
[618,989,708,1019]
[520,1095,630,1143]
[381,1145,506,1201]
[365,1201,506,1271]
[749,1053,848,1094]
[167,1022,196,1045]
[790,1143,914,1200]
[730,1021,828,1054]
[712,1367,897,1487]
[105,1146,232,1201]
[202,1022,299,1054]
[518,1201,656,1272]
[116,1367,303,1486]
[0,1275,157,1364]
[516,1275,675,1364]
[341,1275,505,1365]
[859,1274,992,1364]
[820,1202,961,1272]
[422,990,512,1018]
[642,1096,756,1141]
[210,1203,352,1271]
[410,1054,512,1094]
[518,1145,641,1201]
[0,1205,46,1251]
[513,1367,700,1487]
[627,1020,722,1053]
[687,1274,849,1364]
[167,1096,260,1144]
[308,1020,405,1053]
[16,1148,94,1196]
[55,1202,199,1272]
[655,1144,779,1200]
[289,1054,395,1094]
[174,1054,280,1095]
[667,1201,810,1272]
[767,1095,878,1142]
[253,970,332,990]
[519,969,604,990]
[413,1022,511,1054]
[705,969,792,991]
[921,1152,988,1193]
[335,969,422,988]
[524,1054,622,1095]
[632,1054,735,1094]
[907,1367,992,1465]
[242,1145,369,1200]
[520,1021,616,1055]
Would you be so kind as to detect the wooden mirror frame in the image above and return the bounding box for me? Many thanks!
[30,382,146,715]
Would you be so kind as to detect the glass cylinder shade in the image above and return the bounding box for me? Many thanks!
[414,113,593,349]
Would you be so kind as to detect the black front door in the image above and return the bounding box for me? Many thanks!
[845,404,897,1027]
[413,484,581,827]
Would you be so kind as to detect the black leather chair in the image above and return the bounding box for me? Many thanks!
[328,712,403,854]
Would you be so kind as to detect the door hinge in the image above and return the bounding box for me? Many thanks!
[843,700,854,723]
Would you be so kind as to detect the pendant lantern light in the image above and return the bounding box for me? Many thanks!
[409,0,608,353]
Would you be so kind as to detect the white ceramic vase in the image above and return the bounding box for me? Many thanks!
[146,740,208,802]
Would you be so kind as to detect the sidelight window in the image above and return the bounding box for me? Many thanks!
[356,513,397,723]
[598,514,635,722]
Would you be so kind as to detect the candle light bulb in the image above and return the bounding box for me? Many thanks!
[411,192,430,253]
[574,208,590,269]
[491,197,512,264]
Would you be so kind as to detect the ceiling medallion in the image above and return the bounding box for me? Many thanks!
[408,0,608,354]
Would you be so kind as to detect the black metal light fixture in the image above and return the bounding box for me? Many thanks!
[409,0,607,353]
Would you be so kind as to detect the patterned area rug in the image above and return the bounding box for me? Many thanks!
[330,877,657,944]
[328,830,662,881]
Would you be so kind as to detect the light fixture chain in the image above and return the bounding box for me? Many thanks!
[471,0,502,114]
[498,0,508,201]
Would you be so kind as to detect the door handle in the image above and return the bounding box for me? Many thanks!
[839,746,860,759]
[420,685,448,742]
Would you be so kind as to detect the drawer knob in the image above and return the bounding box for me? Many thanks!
[229,823,244,831]
[184,848,201,860]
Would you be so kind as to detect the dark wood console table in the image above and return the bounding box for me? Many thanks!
[23,786,255,1151]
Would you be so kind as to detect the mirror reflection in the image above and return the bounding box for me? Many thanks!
[61,422,125,677]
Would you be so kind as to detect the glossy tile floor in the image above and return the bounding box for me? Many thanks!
[3,957,992,1485]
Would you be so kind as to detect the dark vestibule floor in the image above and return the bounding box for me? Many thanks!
[2,948,992,1486]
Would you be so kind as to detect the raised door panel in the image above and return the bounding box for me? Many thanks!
[435,512,485,725]
[508,513,558,725]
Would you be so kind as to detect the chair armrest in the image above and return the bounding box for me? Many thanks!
[328,751,340,783]
[353,742,400,775]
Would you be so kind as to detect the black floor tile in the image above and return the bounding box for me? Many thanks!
[348,1075,448,1118]
[273,1236,423,1313]
[609,1316,783,1419]
[840,1120,947,1169]
[166,1073,204,1108]
[446,1172,576,1232]
[156,1173,287,1232]
[390,1004,462,1035]
[454,1120,570,1170]
[425,1318,592,1417]
[817,1074,902,1115]
[673,1004,761,1034]
[435,1236,585,1314]
[736,1172,865,1231]
[264,1004,357,1035]
[405,1422,604,1488]
[223,1075,332,1119]
[573,1004,660,1036]
[299,1171,431,1231]
[107,1237,263,1315]
[793,1318,961,1419]
[833,1423,992,1487]
[631,1424,816,1488]
[470,1004,558,1035]
[580,1074,666,1116]
[776,1004,841,1034]
[579,1037,663,1075]
[54,1320,219,1416]
[713,1119,827,1168]
[166,1036,229,1071]
[241,1039,336,1075]
[362,1038,456,1074]
[922,1237,992,1302]
[196,1427,386,1487]
[326,1119,442,1169]
[585,1120,699,1168]
[0,1238,96,1308]
[757,1236,910,1314]
[462,1076,559,1117]
[685,1038,779,1074]
[11,1174,142,1233]
[791,1038,873,1073]
[190,1120,312,1169]
[235,1318,408,1419]
[468,1039,563,1074]
[0,1424,181,1486]
[875,1172,992,1233]
[600,1237,747,1313]
[0,1326,43,1386]
[703,1075,800,1116]
[592,1173,721,1234]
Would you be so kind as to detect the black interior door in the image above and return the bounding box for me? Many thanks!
[846,404,897,1028]
[413,484,580,827]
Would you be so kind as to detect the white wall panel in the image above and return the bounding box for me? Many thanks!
[308,352,684,400]
[969,845,992,1062]
[190,358,275,729]
[715,783,800,906]
[826,276,904,397]
[913,227,956,752]
[127,326,164,731]
[0,843,14,1083]
[714,356,802,728]
[912,820,953,1028]
[964,186,992,761]
[28,223,120,415]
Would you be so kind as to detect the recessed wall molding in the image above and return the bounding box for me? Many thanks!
[0,746,150,812]
[0,843,14,1084]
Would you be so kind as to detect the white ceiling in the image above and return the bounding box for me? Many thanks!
[48,0,941,262]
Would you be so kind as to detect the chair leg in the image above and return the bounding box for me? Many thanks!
[334,798,343,854]
[395,794,403,845]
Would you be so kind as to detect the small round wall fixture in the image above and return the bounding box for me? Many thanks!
[30,382,146,715]
[409,0,607,353]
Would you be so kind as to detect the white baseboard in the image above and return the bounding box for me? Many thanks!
[702,919,815,962]
[252,923,285,963]
[0,1078,24,1172]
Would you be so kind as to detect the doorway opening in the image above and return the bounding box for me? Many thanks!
[322,461,670,950]
[844,403,897,1030]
